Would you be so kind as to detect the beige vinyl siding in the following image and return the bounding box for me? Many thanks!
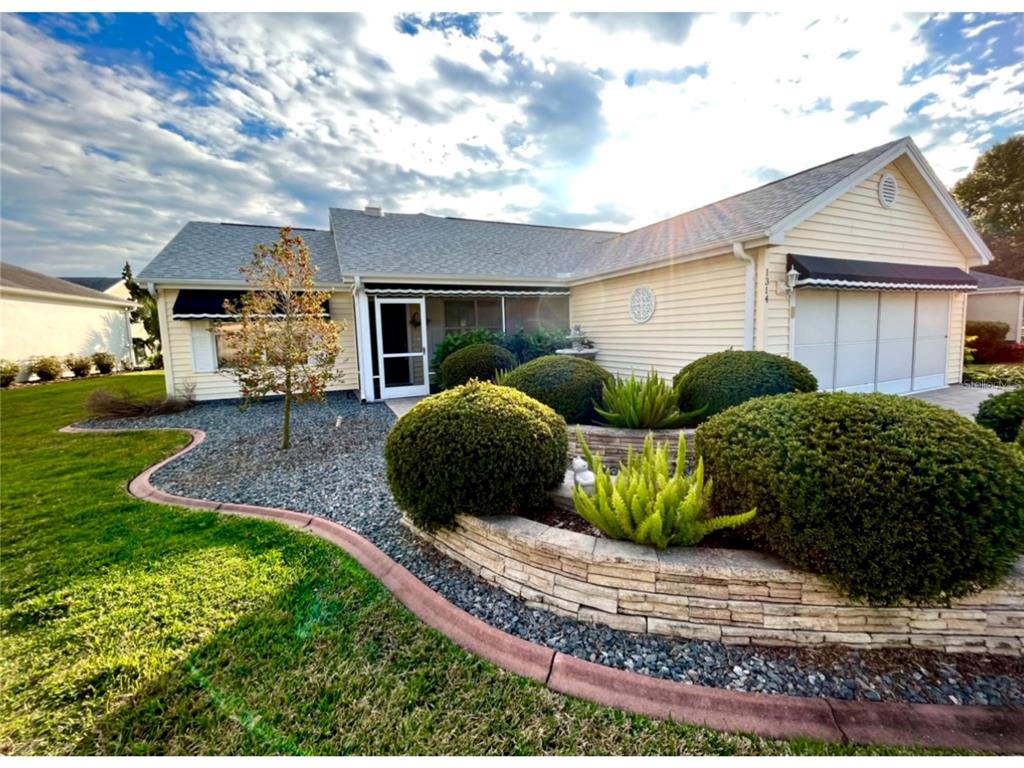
[570,253,746,379]
[160,287,359,401]
[764,162,972,385]
[967,292,1024,342]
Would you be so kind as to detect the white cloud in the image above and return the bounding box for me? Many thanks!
[1,11,1022,275]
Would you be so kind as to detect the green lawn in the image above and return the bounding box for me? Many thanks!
[0,374,956,755]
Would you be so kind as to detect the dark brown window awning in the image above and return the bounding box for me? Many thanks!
[171,289,330,319]
[788,254,978,292]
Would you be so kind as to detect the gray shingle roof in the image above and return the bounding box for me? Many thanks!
[138,222,342,284]
[60,276,121,292]
[581,138,905,276]
[0,263,129,303]
[329,209,614,280]
[972,271,1024,290]
[141,138,912,285]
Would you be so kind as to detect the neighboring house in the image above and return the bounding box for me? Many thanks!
[0,264,136,375]
[140,136,991,402]
[61,276,148,345]
[967,272,1024,342]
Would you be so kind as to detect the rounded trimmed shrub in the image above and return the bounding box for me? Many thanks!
[64,354,93,378]
[501,354,612,424]
[31,356,64,382]
[385,380,568,529]
[91,351,116,375]
[976,387,1024,442]
[696,392,1024,605]
[673,350,816,424]
[439,343,516,389]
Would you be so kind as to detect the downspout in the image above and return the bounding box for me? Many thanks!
[732,242,756,351]
[352,276,375,402]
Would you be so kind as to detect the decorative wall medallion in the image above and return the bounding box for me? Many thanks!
[629,286,656,324]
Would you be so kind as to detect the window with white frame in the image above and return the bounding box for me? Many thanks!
[443,298,502,334]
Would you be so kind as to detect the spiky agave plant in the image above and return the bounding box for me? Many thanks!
[571,427,755,548]
[594,369,705,429]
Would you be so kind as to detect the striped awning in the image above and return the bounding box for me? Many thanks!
[788,254,978,292]
[171,289,330,319]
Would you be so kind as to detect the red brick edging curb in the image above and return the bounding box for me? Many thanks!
[60,424,1024,754]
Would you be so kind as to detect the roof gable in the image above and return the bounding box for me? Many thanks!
[0,263,130,304]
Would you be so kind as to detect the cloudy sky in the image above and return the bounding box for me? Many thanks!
[1,11,1022,276]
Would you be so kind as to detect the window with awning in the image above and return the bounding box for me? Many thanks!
[171,289,330,319]
[788,254,977,292]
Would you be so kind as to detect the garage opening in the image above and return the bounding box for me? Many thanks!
[788,255,976,395]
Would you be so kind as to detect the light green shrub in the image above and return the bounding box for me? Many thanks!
[31,356,64,381]
[64,354,93,378]
[572,428,755,549]
[595,369,704,428]
[0,359,19,388]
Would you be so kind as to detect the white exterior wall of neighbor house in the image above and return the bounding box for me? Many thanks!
[967,291,1024,342]
[156,287,360,400]
[0,292,133,366]
[569,253,748,379]
[760,162,979,386]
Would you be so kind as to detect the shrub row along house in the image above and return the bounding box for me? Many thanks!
[0,264,137,379]
[140,137,991,402]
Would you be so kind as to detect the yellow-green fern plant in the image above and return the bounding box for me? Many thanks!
[571,427,755,548]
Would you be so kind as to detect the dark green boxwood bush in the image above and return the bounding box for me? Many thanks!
[966,320,1011,363]
[0,359,19,388]
[503,327,568,364]
[440,343,516,389]
[501,354,612,424]
[385,380,568,529]
[696,392,1024,605]
[31,356,64,381]
[431,329,502,371]
[672,350,816,424]
[976,387,1024,442]
[91,351,116,374]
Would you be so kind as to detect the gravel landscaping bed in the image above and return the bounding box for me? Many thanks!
[82,393,1024,709]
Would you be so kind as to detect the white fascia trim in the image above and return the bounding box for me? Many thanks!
[144,277,349,290]
[796,278,977,291]
[900,143,993,264]
[767,138,992,265]
[768,139,913,240]
[973,286,1024,295]
[567,236,768,286]
[347,273,569,287]
[365,287,570,297]
[0,285,136,309]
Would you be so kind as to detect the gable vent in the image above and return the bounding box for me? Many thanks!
[878,173,899,208]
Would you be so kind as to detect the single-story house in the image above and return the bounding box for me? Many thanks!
[967,272,1024,342]
[0,264,136,375]
[61,276,149,350]
[139,136,991,402]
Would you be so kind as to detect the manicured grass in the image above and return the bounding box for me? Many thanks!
[0,374,961,755]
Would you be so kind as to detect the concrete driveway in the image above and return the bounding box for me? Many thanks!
[909,385,1003,419]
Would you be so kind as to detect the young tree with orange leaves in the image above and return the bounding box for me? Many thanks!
[220,227,342,449]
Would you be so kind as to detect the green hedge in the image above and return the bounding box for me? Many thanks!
[431,327,569,371]
[439,343,517,389]
[672,350,816,424]
[385,381,567,529]
[696,392,1024,605]
[976,387,1024,442]
[0,360,19,388]
[500,354,612,424]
